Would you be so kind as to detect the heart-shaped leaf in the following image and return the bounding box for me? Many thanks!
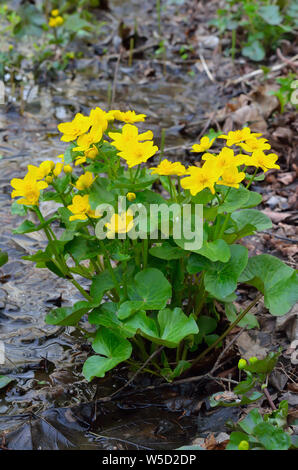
[45,300,93,326]
[83,327,132,380]
[204,244,248,299]
[239,254,298,315]
[125,308,198,348]
[119,268,172,320]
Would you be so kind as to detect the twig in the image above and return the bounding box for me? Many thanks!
[230,54,298,85]
[263,387,277,410]
[197,52,215,82]
[111,52,121,108]
[210,328,245,375]
[108,346,164,399]
[261,231,298,244]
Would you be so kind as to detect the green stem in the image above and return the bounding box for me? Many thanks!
[246,167,258,190]
[71,278,92,301]
[143,238,148,269]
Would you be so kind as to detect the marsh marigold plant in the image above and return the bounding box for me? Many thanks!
[10,107,298,383]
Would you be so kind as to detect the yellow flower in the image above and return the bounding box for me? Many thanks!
[48,17,57,27]
[67,195,98,221]
[48,15,64,27]
[127,192,136,201]
[73,126,103,152]
[150,159,187,176]
[53,162,64,177]
[219,166,246,188]
[45,175,53,184]
[55,16,64,26]
[75,171,95,190]
[57,154,64,163]
[109,123,153,151]
[11,173,48,206]
[248,150,280,172]
[75,145,99,166]
[105,210,134,237]
[181,164,219,195]
[27,160,55,179]
[202,147,247,175]
[89,107,110,131]
[64,165,73,174]
[51,9,59,17]
[57,113,91,142]
[85,144,99,160]
[118,140,158,168]
[237,137,271,153]
[192,136,215,153]
[111,110,146,123]
[218,127,262,147]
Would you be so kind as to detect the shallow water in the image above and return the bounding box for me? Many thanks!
[0,0,232,449]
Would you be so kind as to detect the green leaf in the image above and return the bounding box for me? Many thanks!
[242,40,265,62]
[259,5,283,25]
[11,200,27,216]
[225,303,259,329]
[90,270,116,303]
[0,376,13,389]
[253,422,291,450]
[63,13,91,32]
[13,218,57,234]
[89,178,115,208]
[230,209,272,234]
[45,300,93,326]
[239,254,298,315]
[226,432,250,450]
[204,245,248,299]
[192,239,231,262]
[0,249,8,268]
[119,268,172,320]
[125,308,198,348]
[217,187,251,213]
[65,237,100,262]
[89,303,136,338]
[239,408,263,434]
[149,242,185,260]
[83,327,132,380]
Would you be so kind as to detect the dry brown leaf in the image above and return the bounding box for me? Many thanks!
[261,208,291,223]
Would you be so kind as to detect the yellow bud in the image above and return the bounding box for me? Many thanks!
[53,162,63,177]
[238,359,247,370]
[64,165,73,174]
[238,440,249,450]
[51,9,59,17]
[45,176,53,184]
[249,357,258,364]
[127,192,136,202]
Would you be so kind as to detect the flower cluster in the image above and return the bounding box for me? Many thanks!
[10,107,280,227]
[48,9,64,28]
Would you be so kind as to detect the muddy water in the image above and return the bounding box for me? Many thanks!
[0,0,229,449]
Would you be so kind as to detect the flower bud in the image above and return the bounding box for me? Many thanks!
[127,192,136,202]
[64,165,73,174]
[249,356,258,364]
[45,176,53,184]
[238,358,247,370]
[238,440,249,450]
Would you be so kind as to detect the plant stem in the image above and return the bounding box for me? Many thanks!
[71,278,92,301]
[246,167,258,189]
[191,293,263,368]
